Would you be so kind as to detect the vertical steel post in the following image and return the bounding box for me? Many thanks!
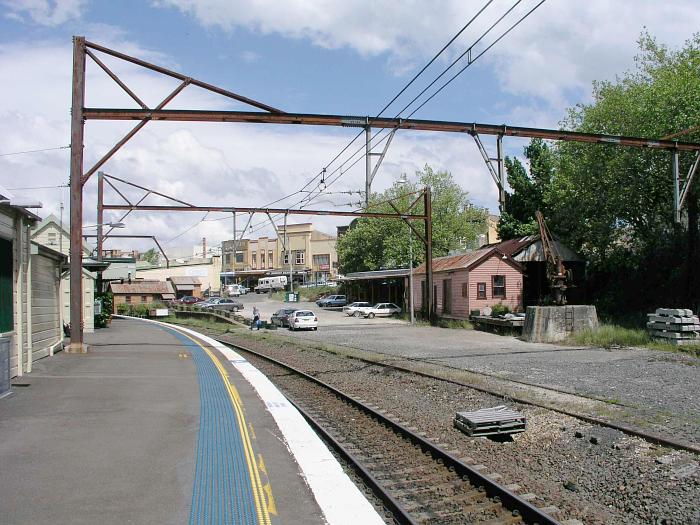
[96,171,104,261]
[69,36,87,352]
[284,213,292,293]
[409,229,414,325]
[365,125,371,208]
[424,187,435,325]
[96,171,104,294]
[673,149,681,223]
[497,134,505,211]
[232,211,237,277]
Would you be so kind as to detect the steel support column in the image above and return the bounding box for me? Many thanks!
[365,125,371,208]
[673,149,681,223]
[96,171,104,294]
[69,36,87,352]
[424,186,435,325]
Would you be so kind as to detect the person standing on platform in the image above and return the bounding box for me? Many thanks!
[251,306,260,330]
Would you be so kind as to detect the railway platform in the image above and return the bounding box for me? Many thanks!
[0,318,384,525]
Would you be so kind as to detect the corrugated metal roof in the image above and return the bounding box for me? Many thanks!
[342,268,410,281]
[168,276,202,285]
[413,247,495,274]
[110,281,175,295]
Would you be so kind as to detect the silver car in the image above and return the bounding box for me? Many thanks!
[363,303,402,318]
[343,301,373,317]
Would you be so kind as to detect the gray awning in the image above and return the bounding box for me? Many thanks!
[342,268,410,281]
[175,284,194,291]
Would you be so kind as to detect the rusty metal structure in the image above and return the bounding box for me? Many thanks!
[535,210,570,305]
[69,36,700,350]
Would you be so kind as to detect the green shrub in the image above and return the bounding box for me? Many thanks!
[132,303,149,317]
[490,303,511,317]
[117,303,132,315]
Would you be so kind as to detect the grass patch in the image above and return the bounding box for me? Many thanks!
[267,285,338,303]
[567,324,651,348]
[566,323,700,357]
[437,318,474,330]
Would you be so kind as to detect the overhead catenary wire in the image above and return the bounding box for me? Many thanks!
[240,0,548,238]
[0,145,70,157]
[298,0,548,213]
[245,0,497,230]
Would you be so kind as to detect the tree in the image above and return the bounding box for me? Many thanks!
[498,138,556,240]
[550,32,700,313]
[337,165,488,274]
[142,248,159,265]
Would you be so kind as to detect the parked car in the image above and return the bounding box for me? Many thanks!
[271,308,297,327]
[343,302,374,317]
[199,297,243,312]
[316,294,347,308]
[176,295,203,305]
[363,303,402,318]
[289,310,318,331]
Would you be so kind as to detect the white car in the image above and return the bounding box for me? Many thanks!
[343,302,374,317]
[363,303,402,318]
[289,310,318,331]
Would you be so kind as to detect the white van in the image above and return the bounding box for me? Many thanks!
[227,284,244,297]
[255,276,288,293]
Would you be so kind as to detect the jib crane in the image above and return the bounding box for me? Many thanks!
[535,210,570,305]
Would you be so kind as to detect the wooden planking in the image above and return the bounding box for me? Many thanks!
[468,254,522,314]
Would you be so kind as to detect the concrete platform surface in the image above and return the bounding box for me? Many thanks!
[0,318,383,525]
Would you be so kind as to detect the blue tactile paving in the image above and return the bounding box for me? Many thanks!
[160,326,260,525]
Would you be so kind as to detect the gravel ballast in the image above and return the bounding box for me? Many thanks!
[212,328,700,525]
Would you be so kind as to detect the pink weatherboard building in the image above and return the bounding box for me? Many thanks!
[411,247,523,319]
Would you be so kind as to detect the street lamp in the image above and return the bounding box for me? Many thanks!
[396,174,414,325]
[0,198,43,208]
[82,222,125,229]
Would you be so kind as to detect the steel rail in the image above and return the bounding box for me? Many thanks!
[82,109,700,152]
[174,308,700,455]
[215,337,561,525]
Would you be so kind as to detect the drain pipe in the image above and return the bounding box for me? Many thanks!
[26,234,33,373]
[15,216,24,377]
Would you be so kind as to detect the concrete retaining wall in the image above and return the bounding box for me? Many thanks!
[522,305,598,343]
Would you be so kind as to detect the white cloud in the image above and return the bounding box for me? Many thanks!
[0,37,499,252]
[238,50,260,63]
[2,0,87,26]
[153,0,700,114]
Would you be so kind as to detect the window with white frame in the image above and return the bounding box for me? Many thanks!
[294,250,305,265]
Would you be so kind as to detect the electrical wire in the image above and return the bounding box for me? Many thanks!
[7,184,69,190]
[249,0,496,218]
[165,212,209,244]
[301,0,547,211]
[0,145,70,157]
[242,0,548,236]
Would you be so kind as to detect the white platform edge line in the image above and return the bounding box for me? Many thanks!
[121,316,385,525]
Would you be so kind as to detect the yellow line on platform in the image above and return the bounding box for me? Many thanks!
[178,330,272,525]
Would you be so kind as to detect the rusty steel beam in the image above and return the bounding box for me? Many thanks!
[84,40,283,114]
[102,204,427,220]
[83,234,170,268]
[82,109,700,152]
[85,48,148,110]
[81,80,192,185]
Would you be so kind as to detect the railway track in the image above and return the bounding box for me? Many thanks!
[217,337,562,525]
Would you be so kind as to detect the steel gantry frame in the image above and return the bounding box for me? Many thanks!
[69,36,700,350]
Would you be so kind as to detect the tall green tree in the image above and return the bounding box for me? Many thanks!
[498,138,556,240]
[337,165,488,274]
[142,248,159,265]
[550,32,700,313]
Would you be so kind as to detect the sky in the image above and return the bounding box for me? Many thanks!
[1,0,699,254]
